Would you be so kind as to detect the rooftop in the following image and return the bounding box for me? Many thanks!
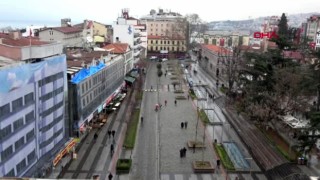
[147,35,185,40]
[102,43,129,54]
[40,27,82,34]
[201,44,232,55]
[0,32,49,46]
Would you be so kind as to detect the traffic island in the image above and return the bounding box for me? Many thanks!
[116,159,132,174]
[187,140,206,148]
[192,161,215,173]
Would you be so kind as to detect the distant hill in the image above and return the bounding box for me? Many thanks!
[208,12,320,32]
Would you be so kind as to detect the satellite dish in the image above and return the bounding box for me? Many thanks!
[86,36,93,43]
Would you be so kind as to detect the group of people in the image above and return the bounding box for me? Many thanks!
[107,130,116,139]
[179,147,187,158]
[180,121,188,129]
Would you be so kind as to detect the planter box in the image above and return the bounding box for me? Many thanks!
[192,161,215,173]
[116,159,132,174]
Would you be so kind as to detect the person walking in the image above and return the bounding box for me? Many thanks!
[111,130,115,139]
[94,133,98,141]
[188,94,190,100]
[141,116,144,124]
[193,143,196,153]
[108,173,113,180]
[164,100,167,106]
[184,121,188,129]
[180,122,184,129]
[107,130,111,138]
[110,144,114,155]
[174,100,177,106]
[183,147,187,157]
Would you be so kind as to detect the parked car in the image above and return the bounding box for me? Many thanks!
[178,56,185,60]
[162,58,168,62]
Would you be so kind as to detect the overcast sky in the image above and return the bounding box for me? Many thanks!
[1,0,320,28]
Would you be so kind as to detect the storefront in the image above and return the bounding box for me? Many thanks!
[53,138,77,167]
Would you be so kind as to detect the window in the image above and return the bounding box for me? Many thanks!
[12,98,23,111]
[1,145,13,162]
[0,125,12,139]
[13,118,24,131]
[24,93,34,104]
[85,82,88,91]
[15,137,25,150]
[26,129,34,142]
[82,84,84,93]
[156,40,158,44]
[160,41,162,44]
[5,168,15,177]
[16,159,27,174]
[0,103,10,117]
[164,41,166,44]
[25,111,34,124]
[27,150,36,164]
[150,40,153,44]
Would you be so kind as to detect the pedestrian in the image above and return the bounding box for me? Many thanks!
[110,144,114,155]
[183,147,187,157]
[164,100,167,106]
[108,173,113,180]
[107,130,111,138]
[174,100,177,106]
[193,143,196,153]
[184,121,188,129]
[181,122,184,129]
[165,73,167,77]
[94,133,98,141]
[111,130,115,139]
[188,94,190,100]
[179,149,183,158]
[141,116,144,124]
[159,103,162,109]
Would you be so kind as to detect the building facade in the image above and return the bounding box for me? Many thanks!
[141,9,188,57]
[39,27,83,48]
[198,44,232,80]
[113,9,146,64]
[0,32,67,178]
[67,54,125,138]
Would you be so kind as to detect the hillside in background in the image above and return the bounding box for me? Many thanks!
[208,12,320,32]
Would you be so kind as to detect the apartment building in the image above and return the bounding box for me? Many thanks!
[306,15,320,50]
[0,32,67,177]
[141,9,188,57]
[66,50,126,138]
[113,9,146,64]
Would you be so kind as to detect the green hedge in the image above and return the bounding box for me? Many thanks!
[214,144,235,170]
[123,109,140,149]
[198,109,210,124]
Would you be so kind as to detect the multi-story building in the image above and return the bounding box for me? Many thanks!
[141,9,188,58]
[113,9,146,64]
[39,18,95,48]
[102,43,133,75]
[198,44,232,80]
[306,15,320,50]
[66,50,126,138]
[201,31,250,47]
[0,32,67,177]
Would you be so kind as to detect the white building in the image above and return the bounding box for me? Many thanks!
[0,32,67,177]
[113,9,146,64]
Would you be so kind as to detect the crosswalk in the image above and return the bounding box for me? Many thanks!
[159,173,267,180]
[144,84,190,92]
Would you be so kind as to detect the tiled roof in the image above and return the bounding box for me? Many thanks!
[0,33,49,46]
[147,35,185,40]
[201,44,232,55]
[41,27,82,34]
[66,50,110,67]
[102,43,129,54]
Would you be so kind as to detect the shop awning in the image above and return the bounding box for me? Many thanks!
[124,76,135,83]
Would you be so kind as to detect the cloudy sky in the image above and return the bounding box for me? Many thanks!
[1,0,320,28]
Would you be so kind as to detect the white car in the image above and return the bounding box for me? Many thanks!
[162,58,168,62]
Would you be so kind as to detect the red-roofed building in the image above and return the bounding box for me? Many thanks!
[102,43,133,74]
[0,31,63,65]
[141,9,188,58]
[198,44,232,79]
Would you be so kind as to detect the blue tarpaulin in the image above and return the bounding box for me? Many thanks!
[71,61,106,84]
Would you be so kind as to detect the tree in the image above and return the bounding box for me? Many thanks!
[185,13,208,49]
[274,13,290,50]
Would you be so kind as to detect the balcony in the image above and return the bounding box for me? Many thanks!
[134,50,140,57]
